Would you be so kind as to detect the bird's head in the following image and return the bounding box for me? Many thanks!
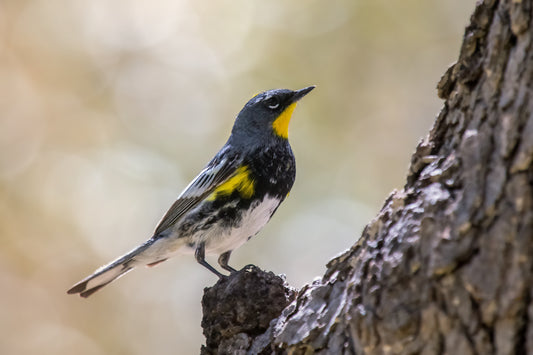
[230,86,315,145]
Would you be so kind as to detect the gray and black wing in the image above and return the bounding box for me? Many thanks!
[153,148,241,235]
[67,147,241,297]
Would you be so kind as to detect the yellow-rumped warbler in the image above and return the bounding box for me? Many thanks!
[67,86,315,297]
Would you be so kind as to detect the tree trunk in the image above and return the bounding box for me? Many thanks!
[201,0,533,353]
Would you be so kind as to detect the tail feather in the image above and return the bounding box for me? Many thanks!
[67,241,153,298]
[67,265,134,298]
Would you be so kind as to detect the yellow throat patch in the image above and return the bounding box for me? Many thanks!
[272,102,297,139]
[207,166,255,201]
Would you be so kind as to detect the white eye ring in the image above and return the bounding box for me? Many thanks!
[265,97,280,110]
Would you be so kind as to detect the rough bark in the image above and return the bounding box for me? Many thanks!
[201,266,296,354]
[201,0,533,353]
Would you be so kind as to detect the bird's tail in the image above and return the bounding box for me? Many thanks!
[67,240,161,298]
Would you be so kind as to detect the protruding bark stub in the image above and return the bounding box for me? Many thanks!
[201,265,295,354]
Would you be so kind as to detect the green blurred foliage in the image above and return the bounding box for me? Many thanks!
[0,0,474,353]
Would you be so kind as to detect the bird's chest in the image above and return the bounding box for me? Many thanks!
[248,145,296,200]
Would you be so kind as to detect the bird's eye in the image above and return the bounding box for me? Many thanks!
[265,97,280,110]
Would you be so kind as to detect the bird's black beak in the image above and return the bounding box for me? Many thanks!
[292,86,316,102]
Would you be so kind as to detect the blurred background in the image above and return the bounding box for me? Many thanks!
[0,0,474,354]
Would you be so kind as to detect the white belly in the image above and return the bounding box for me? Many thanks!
[138,195,281,262]
[203,195,281,255]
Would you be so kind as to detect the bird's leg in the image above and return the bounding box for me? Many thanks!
[218,251,238,274]
[195,242,224,278]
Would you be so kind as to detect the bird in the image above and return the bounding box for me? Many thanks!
[67,86,315,297]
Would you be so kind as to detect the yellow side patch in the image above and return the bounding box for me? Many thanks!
[272,102,297,139]
[207,166,255,201]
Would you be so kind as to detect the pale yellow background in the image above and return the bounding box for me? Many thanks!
[1,1,474,354]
